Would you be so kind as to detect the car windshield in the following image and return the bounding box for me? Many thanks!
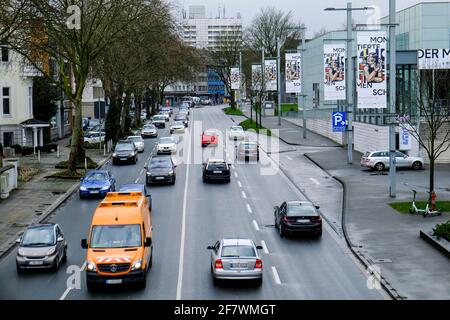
[160,137,174,144]
[85,172,108,181]
[119,185,144,193]
[153,116,164,120]
[207,162,227,170]
[231,126,243,131]
[149,159,172,169]
[115,144,133,152]
[127,137,142,142]
[204,130,218,136]
[21,227,55,247]
[143,125,155,130]
[286,203,317,216]
[172,121,183,126]
[90,224,141,248]
[221,245,256,257]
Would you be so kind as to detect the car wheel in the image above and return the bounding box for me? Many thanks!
[134,156,138,164]
[212,276,219,286]
[16,265,24,274]
[62,247,67,263]
[148,248,153,269]
[79,193,83,199]
[279,224,285,238]
[86,281,98,292]
[374,162,385,171]
[412,161,422,170]
[255,277,263,287]
[51,257,59,272]
[316,229,322,238]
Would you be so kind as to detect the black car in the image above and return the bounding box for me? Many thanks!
[202,159,231,183]
[112,142,138,165]
[174,114,188,127]
[274,201,322,238]
[145,156,176,185]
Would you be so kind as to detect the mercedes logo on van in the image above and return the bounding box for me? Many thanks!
[110,264,117,273]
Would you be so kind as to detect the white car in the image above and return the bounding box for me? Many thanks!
[84,131,105,144]
[141,124,158,138]
[361,150,424,171]
[170,121,185,134]
[156,136,177,154]
[229,126,246,140]
[126,136,145,152]
[158,112,170,122]
[151,115,166,128]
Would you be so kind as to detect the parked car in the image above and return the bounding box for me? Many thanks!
[229,126,246,141]
[274,201,322,238]
[156,136,177,154]
[237,141,260,162]
[207,238,263,286]
[79,170,116,199]
[16,223,67,273]
[87,118,101,131]
[170,121,185,134]
[126,136,145,152]
[84,131,105,144]
[360,150,424,171]
[112,142,138,165]
[145,155,177,185]
[202,129,220,147]
[118,183,152,210]
[141,124,158,138]
[151,115,166,128]
[82,118,90,131]
[201,98,212,105]
[202,159,231,183]
[174,114,188,127]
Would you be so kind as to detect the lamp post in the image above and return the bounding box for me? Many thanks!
[324,3,373,164]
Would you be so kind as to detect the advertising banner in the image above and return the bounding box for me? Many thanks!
[251,64,262,91]
[285,53,301,93]
[264,59,277,92]
[399,125,412,150]
[418,49,450,70]
[230,67,240,90]
[324,44,346,100]
[356,32,387,109]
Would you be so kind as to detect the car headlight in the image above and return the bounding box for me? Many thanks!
[87,262,97,271]
[101,185,110,191]
[131,152,135,156]
[47,247,56,256]
[113,153,117,157]
[131,259,142,271]
[168,170,174,176]
[146,172,152,176]
[80,186,87,191]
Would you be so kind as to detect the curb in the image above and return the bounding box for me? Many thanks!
[420,230,450,259]
[0,155,111,261]
[303,153,403,300]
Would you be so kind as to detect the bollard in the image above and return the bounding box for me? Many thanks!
[38,150,41,163]
[85,157,87,170]
[57,145,60,158]
[104,144,106,156]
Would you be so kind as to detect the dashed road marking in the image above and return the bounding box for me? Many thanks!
[237,181,242,188]
[286,156,293,161]
[271,266,282,285]
[246,203,252,213]
[310,177,320,186]
[242,191,247,199]
[59,261,87,300]
[252,219,259,231]
[261,240,269,254]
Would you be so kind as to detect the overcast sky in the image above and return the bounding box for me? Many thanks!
[174,0,442,37]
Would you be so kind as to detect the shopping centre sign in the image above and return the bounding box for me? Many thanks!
[418,49,450,70]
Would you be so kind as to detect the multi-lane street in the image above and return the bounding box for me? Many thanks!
[0,105,384,300]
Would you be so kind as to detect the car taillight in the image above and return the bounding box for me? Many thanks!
[282,216,293,222]
[215,259,223,269]
[255,259,262,269]
[310,216,322,222]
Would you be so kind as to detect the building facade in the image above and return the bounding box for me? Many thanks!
[296,2,450,163]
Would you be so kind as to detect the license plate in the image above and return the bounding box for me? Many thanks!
[90,191,99,194]
[231,263,247,268]
[120,158,127,160]
[106,279,122,285]
[29,261,43,265]
[213,171,222,174]
[155,177,165,180]
[297,219,310,223]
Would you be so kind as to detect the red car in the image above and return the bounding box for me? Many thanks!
[202,129,220,147]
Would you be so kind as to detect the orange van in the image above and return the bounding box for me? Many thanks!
[81,191,153,290]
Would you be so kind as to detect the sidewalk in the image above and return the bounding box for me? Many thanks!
[0,137,110,257]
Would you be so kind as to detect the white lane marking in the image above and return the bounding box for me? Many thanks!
[242,191,247,199]
[234,172,238,178]
[176,110,193,301]
[140,169,145,175]
[271,266,282,285]
[59,261,87,300]
[237,181,242,188]
[261,240,269,254]
[310,177,320,186]
[134,177,140,183]
[286,156,293,161]
[252,219,259,231]
[246,203,252,213]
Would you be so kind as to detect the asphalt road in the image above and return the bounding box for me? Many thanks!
[0,105,384,300]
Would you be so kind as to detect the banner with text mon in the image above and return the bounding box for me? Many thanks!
[324,44,346,101]
[265,59,277,92]
[418,49,450,70]
[251,64,262,91]
[230,67,240,90]
[357,31,387,109]
[285,53,301,93]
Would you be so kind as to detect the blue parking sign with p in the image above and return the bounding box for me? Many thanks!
[332,112,347,132]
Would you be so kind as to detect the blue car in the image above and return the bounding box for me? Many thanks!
[118,183,152,210]
[79,170,116,199]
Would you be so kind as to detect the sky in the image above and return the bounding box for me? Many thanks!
[173,0,443,37]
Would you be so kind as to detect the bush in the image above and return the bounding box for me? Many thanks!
[36,144,58,153]
[21,147,34,156]
[12,144,22,154]
[239,119,272,136]
[55,157,98,169]
[222,107,244,116]
[433,221,450,242]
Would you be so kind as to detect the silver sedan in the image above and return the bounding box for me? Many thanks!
[361,150,424,171]
[207,238,263,286]
[126,136,145,152]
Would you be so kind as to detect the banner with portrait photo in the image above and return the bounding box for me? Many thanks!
[324,44,346,100]
[251,64,262,91]
[230,67,240,90]
[285,53,301,93]
[357,32,387,109]
[264,59,277,92]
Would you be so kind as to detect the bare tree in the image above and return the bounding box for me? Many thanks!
[400,69,450,197]
[0,0,30,44]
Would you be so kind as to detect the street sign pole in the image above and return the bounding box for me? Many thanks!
[277,38,282,126]
[346,2,353,164]
[301,27,307,139]
[388,0,397,198]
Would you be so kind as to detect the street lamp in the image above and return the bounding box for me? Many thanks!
[324,3,374,165]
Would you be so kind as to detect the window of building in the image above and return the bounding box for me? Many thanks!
[28,87,33,115]
[2,87,11,115]
[3,132,14,147]
[1,46,9,62]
